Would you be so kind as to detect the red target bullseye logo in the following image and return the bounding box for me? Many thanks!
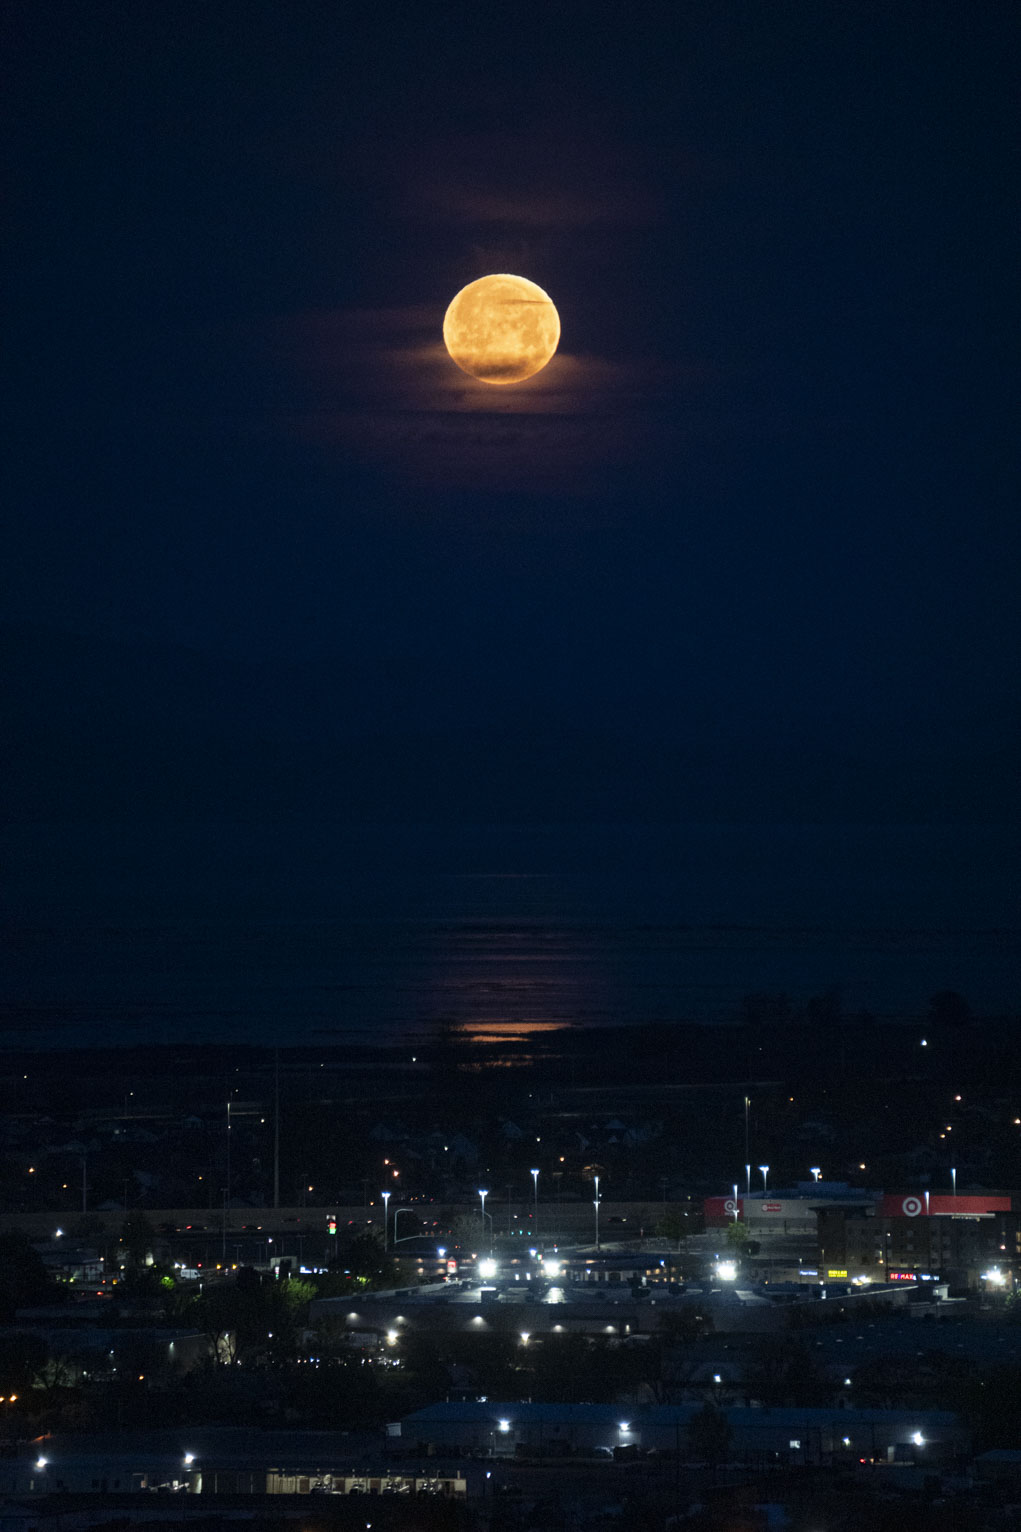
[901,1196,923,1217]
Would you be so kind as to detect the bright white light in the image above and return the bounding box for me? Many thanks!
[498,1419,511,1433]
[983,1267,1007,1287]
[479,1258,498,1279]
[35,1457,47,1470]
[437,1247,446,1258]
[543,1258,561,1277]
[713,1374,722,1384]
[520,1332,530,1344]
[386,1330,398,1344]
[912,1431,925,1447]
[619,1421,630,1432]
[716,1260,738,1282]
[183,1453,195,1466]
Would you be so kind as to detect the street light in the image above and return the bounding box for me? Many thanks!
[810,1167,822,1182]
[381,1190,391,1251]
[393,1207,419,1243]
[951,1166,957,1198]
[478,1189,490,1251]
[593,1174,601,1252]
[759,1165,770,1194]
[530,1168,540,1234]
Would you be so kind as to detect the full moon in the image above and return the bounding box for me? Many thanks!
[442,274,560,384]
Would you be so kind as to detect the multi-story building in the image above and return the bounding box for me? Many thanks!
[706,1187,1019,1290]
[819,1193,1018,1289]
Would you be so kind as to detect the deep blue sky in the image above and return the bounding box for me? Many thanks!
[4,0,1020,824]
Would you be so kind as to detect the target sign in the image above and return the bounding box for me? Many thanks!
[901,1196,923,1217]
[724,1199,738,1215]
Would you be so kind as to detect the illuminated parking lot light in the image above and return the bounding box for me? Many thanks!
[498,1419,511,1433]
[912,1432,925,1447]
[716,1260,737,1282]
[183,1453,195,1466]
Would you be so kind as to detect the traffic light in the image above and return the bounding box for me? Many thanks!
[328,1216,337,1235]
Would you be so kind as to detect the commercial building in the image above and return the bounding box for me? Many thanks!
[0,1430,465,1500]
[396,1400,968,1469]
[705,1186,1018,1289]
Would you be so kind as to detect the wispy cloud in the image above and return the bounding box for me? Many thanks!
[270,303,708,490]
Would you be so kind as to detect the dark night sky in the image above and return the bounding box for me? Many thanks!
[3,0,1020,826]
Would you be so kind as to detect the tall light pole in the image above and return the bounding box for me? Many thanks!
[593,1174,601,1252]
[951,1167,957,1199]
[732,1183,739,1221]
[381,1190,391,1252]
[759,1165,769,1195]
[530,1169,540,1237]
[744,1096,750,1168]
[479,1189,489,1250]
[745,1163,751,1196]
[810,1167,822,1182]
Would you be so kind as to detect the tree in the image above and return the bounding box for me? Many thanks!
[724,1220,749,1251]
[687,1402,732,1470]
[657,1307,713,1343]
[341,1231,394,1288]
[743,1338,828,1407]
[0,1232,54,1321]
[655,1209,688,1249]
[0,1331,49,1394]
[121,1210,156,1269]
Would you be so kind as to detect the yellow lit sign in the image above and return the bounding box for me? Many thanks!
[827,1269,848,1279]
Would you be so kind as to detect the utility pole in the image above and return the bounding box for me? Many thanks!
[225,1078,231,1212]
[273,1049,280,1211]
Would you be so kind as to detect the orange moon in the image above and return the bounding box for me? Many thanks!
[442,274,560,384]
